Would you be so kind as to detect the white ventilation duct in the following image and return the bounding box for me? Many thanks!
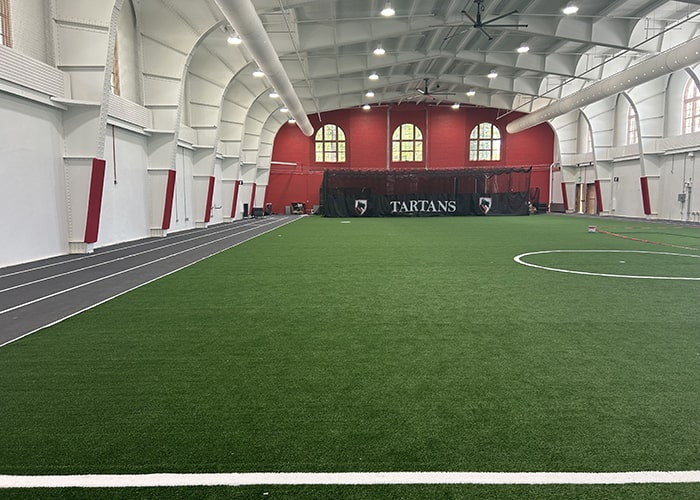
[214,0,314,136]
[507,36,700,134]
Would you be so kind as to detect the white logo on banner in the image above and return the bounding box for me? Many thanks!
[354,199,368,216]
[479,197,492,214]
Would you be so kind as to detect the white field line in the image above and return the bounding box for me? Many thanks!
[0,221,263,293]
[514,250,700,280]
[1,470,699,488]
[0,217,298,348]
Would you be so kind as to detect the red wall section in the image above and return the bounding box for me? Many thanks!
[268,104,555,213]
[429,107,467,167]
[266,169,324,214]
[84,158,106,243]
[274,122,311,167]
[350,108,389,169]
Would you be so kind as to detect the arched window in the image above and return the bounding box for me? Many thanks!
[0,0,11,47]
[469,123,501,161]
[682,79,700,134]
[626,106,638,145]
[315,124,346,163]
[392,123,423,162]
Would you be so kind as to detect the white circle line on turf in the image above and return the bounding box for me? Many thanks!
[1,471,700,488]
[513,250,700,280]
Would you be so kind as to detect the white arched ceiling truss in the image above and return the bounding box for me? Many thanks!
[239,91,286,165]
[218,63,277,159]
[252,114,289,172]
[612,93,639,149]
[114,0,700,165]
[185,21,251,146]
[138,0,219,131]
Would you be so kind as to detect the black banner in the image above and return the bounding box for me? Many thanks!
[325,192,529,217]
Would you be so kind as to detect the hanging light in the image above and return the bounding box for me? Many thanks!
[227,32,241,45]
[380,1,395,17]
[253,69,265,77]
[288,118,297,124]
[516,42,530,54]
[269,91,279,98]
[369,72,379,80]
[487,69,498,79]
[373,44,386,56]
[279,107,289,113]
[562,2,579,15]
[366,90,375,97]
[451,103,460,110]
[362,104,371,110]
[466,89,476,97]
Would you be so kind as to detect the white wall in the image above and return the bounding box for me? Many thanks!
[168,146,195,232]
[98,125,151,247]
[608,160,644,216]
[210,159,224,224]
[655,152,698,220]
[0,93,67,267]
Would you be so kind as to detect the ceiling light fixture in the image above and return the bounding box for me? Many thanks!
[369,72,379,80]
[253,69,265,77]
[466,89,476,97]
[487,70,498,79]
[362,104,371,110]
[366,90,375,97]
[280,107,289,113]
[451,103,460,110]
[288,118,296,124]
[517,43,530,54]
[269,91,279,98]
[373,44,386,56]
[227,32,241,45]
[562,3,579,15]
[380,1,395,17]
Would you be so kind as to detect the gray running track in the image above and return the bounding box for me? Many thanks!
[0,216,299,347]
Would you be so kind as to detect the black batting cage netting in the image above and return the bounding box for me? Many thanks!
[320,167,532,217]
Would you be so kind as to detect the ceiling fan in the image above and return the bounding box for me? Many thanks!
[447,0,528,41]
[415,78,455,98]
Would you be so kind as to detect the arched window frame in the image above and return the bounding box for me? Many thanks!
[626,106,638,145]
[315,124,346,163]
[469,122,501,161]
[0,0,11,48]
[391,123,424,162]
[682,79,700,134]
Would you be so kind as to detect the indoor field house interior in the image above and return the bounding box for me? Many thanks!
[1,0,699,498]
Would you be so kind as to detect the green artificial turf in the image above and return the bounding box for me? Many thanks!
[0,215,699,498]
[1,483,700,500]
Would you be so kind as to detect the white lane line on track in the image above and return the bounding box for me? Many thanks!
[1,470,699,488]
[0,222,266,293]
[0,217,297,348]
[0,220,261,279]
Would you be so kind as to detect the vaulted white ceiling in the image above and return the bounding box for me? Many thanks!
[133,0,700,144]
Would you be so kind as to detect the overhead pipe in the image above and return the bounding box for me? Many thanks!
[214,0,314,136]
[507,36,700,134]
